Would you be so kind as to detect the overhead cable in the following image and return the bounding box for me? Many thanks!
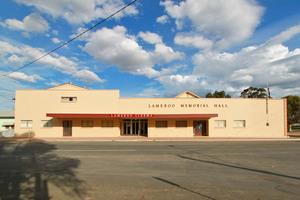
[1,0,138,77]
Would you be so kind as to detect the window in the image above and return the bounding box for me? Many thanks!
[21,120,32,128]
[41,120,53,127]
[82,120,94,127]
[156,121,168,128]
[102,120,114,127]
[215,120,226,128]
[234,120,246,128]
[61,97,77,102]
[176,121,187,127]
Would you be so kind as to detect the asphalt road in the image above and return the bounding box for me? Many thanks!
[0,141,300,200]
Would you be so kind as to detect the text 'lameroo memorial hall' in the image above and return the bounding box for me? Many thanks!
[14,83,287,138]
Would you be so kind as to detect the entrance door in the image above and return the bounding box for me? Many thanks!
[63,121,72,136]
[193,121,207,136]
[123,119,131,135]
[122,119,148,136]
[132,119,139,135]
[140,119,148,136]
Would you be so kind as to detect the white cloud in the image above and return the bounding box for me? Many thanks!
[153,43,185,63]
[2,13,49,33]
[192,24,300,97]
[174,33,213,49]
[14,0,138,25]
[156,15,169,24]
[0,41,104,84]
[138,31,163,44]
[21,32,31,38]
[83,26,153,75]
[72,69,105,84]
[69,27,91,41]
[134,88,161,98]
[0,71,39,110]
[160,0,264,49]
[0,41,22,57]
[8,72,44,83]
[266,24,300,46]
[46,82,60,86]
[156,74,206,96]
[52,38,61,44]
[8,55,27,66]
[83,26,184,78]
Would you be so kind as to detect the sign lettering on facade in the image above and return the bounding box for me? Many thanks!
[110,114,154,118]
[147,103,228,108]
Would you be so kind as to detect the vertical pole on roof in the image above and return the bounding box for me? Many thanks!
[266,82,269,126]
[266,82,269,115]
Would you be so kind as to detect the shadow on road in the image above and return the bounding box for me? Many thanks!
[153,177,216,200]
[0,141,86,200]
[178,155,300,181]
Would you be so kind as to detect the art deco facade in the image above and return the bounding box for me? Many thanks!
[14,83,287,138]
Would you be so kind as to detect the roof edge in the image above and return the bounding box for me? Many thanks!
[174,91,201,98]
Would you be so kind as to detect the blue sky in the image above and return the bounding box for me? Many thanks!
[0,0,300,111]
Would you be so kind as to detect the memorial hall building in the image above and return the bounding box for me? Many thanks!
[14,83,288,138]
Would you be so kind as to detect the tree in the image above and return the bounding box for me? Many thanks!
[240,87,267,98]
[206,90,231,98]
[206,92,213,98]
[283,95,300,127]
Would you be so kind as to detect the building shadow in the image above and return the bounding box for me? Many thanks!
[0,140,86,200]
[153,177,216,200]
[177,155,300,181]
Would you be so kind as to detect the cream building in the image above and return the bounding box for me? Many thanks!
[14,83,288,138]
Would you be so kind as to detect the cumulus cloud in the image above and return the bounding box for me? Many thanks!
[192,24,300,97]
[52,38,61,44]
[8,55,27,66]
[134,88,161,98]
[156,15,169,24]
[153,43,185,63]
[2,13,49,33]
[69,27,91,41]
[83,26,184,78]
[160,0,264,49]
[156,74,207,96]
[46,82,61,86]
[83,26,153,74]
[72,69,105,84]
[138,31,163,44]
[0,73,32,109]
[0,41,21,57]
[21,32,31,38]
[14,0,138,24]
[0,41,104,84]
[8,72,44,83]
[174,33,213,49]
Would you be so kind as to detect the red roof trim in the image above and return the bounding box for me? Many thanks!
[47,113,218,118]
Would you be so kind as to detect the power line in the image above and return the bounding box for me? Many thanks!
[0,94,14,103]
[1,0,139,77]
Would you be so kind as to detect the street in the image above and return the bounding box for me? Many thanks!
[0,141,300,200]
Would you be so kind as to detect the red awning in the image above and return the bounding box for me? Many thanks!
[46,113,218,118]
[47,113,110,118]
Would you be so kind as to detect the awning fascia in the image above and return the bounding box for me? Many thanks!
[2,122,15,126]
[46,113,110,118]
[46,113,218,119]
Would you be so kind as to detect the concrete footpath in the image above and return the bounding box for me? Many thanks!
[1,136,300,142]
